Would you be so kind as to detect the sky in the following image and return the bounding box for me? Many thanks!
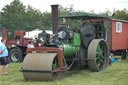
[0,0,128,13]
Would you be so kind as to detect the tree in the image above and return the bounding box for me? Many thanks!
[24,5,44,30]
[58,5,81,29]
[0,0,49,32]
[41,12,52,30]
[99,9,112,16]
[112,8,128,20]
[0,12,1,23]
[1,0,26,31]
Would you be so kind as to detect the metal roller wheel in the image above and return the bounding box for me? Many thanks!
[21,53,64,81]
[88,39,109,72]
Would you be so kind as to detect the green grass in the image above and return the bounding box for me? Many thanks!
[1,59,128,85]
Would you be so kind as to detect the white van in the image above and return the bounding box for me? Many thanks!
[24,29,52,40]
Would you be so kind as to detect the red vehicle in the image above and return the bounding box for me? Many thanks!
[2,27,37,62]
[84,18,128,59]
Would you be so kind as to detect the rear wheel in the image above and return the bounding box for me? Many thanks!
[9,47,23,62]
[88,39,109,72]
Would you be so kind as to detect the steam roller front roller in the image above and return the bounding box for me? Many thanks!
[88,39,109,72]
[21,53,64,81]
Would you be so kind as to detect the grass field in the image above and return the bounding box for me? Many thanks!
[0,59,128,85]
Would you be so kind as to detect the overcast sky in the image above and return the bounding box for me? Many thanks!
[0,0,128,13]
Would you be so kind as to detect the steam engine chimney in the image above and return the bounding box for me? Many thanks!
[51,5,59,34]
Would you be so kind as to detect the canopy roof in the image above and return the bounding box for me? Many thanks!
[59,12,110,20]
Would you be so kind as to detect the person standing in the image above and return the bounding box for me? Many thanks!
[0,39,9,75]
[27,40,36,53]
[27,41,34,48]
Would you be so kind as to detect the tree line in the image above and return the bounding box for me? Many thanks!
[0,0,128,32]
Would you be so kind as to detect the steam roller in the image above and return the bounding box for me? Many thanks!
[21,22,109,81]
[20,4,109,81]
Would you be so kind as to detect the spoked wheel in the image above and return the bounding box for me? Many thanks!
[88,39,109,72]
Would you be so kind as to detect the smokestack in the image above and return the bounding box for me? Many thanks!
[51,5,59,34]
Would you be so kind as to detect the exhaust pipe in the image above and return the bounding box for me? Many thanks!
[51,5,59,34]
